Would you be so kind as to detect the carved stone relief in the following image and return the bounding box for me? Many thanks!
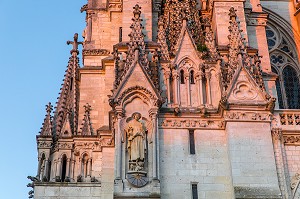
[232,81,258,100]
[224,111,271,122]
[159,118,225,129]
[124,112,149,187]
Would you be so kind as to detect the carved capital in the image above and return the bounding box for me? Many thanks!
[149,108,159,119]
[172,71,180,79]
[271,128,283,141]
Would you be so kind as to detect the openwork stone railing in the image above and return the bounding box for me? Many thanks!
[278,111,300,126]
[274,110,300,131]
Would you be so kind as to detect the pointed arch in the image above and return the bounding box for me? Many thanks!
[264,8,300,109]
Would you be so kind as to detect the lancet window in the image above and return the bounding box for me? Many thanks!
[61,155,67,182]
[81,153,92,178]
[266,25,300,109]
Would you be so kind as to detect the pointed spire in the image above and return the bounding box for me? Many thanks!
[157,16,170,61]
[221,7,268,98]
[127,4,148,69]
[113,5,150,89]
[204,18,219,61]
[79,103,94,136]
[227,7,245,70]
[60,109,72,137]
[160,0,204,56]
[55,33,81,136]
[40,102,53,136]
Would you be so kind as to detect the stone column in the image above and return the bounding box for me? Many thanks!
[196,72,203,106]
[37,157,42,179]
[205,71,212,105]
[66,158,70,179]
[165,71,171,104]
[40,159,45,180]
[51,159,57,181]
[70,159,75,181]
[57,158,62,178]
[185,73,191,107]
[271,128,292,198]
[149,108,159,180]
[172,71,180,106]
[88,158,92,177]
[43,159,49,180]
[115,108,124,180]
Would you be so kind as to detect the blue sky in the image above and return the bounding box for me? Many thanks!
[0,0,85,197]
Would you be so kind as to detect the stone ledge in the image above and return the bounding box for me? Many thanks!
[234,186,281,199]
[35,182,101,187]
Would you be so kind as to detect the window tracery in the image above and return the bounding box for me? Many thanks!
[266,24,300,109]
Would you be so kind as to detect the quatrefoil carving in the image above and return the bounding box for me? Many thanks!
[232,81,258,100]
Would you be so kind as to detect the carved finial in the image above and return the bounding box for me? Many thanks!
[46,102,53,115]
[84,103,92,114]
[40,102,53,136]
[67,33,83,55]
[229,7,237,19]
[133,4,141,19]
[79,103,94,136]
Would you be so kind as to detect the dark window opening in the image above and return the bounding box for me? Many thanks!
[180,70,185,84]
[61,155,67,182]
[189,130,195,154]
[190,70,195,84]
[47,161,51,182]
[192,184,198,199]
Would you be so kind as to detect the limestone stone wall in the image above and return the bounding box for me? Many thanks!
[34,183,104,199]
[226,122,281,198]
[78,63,115,130]
[159,129,234,199]
[285,145,300,179]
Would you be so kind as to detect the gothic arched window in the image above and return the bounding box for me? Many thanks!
[61,155,67,182]
[180,70,185,84]
[190,70,195,84]
[266,24,300,109]
[282,66,300,109]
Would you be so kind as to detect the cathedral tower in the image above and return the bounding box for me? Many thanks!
[30,0,300,198]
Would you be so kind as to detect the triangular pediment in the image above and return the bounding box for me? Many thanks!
[227,67,267,105]
[111,61,161,106]
[173,21,201,64]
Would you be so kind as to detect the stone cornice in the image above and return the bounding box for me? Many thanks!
[246,11,268,26]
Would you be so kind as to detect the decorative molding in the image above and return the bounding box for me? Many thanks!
[271,128,283,141]
[224,111,272,122]
[291,173,300,194]
[283,135,300,145]
[111,86,160,107]
[108,0,122,12]
[232,81,258,100]
[74,142,100,151]
[37,141,52,148]
[82,49,110,56]
[159,118,225,129]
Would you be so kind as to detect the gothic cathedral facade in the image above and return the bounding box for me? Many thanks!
[30,0,300,198]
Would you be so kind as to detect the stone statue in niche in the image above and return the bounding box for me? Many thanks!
[125,112,147,171]
[124,112,150,187]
